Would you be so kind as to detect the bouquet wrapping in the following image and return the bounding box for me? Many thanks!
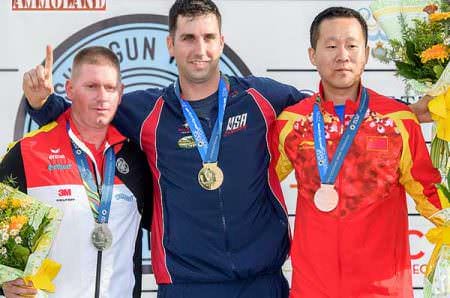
[371,1,450,296]
[0,182,62,297]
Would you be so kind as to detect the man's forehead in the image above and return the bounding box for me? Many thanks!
[317,19,364,40]
[71,62,120,80]
[174,13,220,33]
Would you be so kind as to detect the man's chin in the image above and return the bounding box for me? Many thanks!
[95,118,112,127]
[330,79,360,90]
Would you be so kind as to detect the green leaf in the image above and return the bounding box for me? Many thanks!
[405,40,421,65]
[433,64,445,78]
[12,245,30,268]
[31,215,50,251]
[437,183,450,203]
[447,164,450,189]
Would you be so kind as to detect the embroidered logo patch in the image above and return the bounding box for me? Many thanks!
[224,113,247,136]
[177,135,196,149]
[116,157,130,174]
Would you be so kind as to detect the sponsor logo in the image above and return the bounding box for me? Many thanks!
[56,187,75,201]
[48,163,72,171]
[116,157,129,174]
[224,113,247,136]
[177,135,196,149]
[16,14,251,138]
[115,192,133,202]
[178,122,191,134]
[58,188,72,196]
[48,148,66,160]
[12,0,106,11]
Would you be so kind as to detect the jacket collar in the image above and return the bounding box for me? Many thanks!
[317,81,364,116]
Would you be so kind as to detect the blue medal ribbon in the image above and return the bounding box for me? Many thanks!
[174,76,228,164]
[313,88,369,184]
[67,122,116,224]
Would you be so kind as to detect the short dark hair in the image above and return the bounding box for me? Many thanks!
[72,46,120,80]
[310,7,368,49]
[169,0,222,34]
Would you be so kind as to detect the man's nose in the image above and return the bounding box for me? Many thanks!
[336,46,350,62]
[193,38,207,56]
[96,86,109,100]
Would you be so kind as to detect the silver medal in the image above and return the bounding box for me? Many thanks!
[91,223,113,251]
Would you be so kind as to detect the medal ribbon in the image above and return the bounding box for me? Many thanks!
[67,122,116,224]
[174,76,228,163]
[313,88,369,184]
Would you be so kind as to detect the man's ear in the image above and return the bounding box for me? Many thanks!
[167,34,175,58]
[308,47,317,66]
[365,46,370,64]
[65,80,73,102]
[118,83,124,105]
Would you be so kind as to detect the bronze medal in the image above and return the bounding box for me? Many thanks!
[198,163,224,190]
[314,184,338,212]
[91,223,113,251]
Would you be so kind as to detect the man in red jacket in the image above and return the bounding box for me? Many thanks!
[271,7,448,298]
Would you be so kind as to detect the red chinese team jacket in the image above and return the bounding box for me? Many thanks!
[271,84,447,298]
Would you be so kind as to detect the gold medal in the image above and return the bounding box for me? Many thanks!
[91,223,113,251]
[198,163,224,190]
[314,184,338,212]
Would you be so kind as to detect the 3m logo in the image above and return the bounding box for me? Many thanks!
[12,0,106,11]
[58,188,72,196]
[225,113,247,136]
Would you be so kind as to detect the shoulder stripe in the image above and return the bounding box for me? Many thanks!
[7,121,59,152]
[383,111,419,124]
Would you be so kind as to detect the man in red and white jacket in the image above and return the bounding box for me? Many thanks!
[0,46,151,298]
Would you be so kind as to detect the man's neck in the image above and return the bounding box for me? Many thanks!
[70,113,107,150]
[322,83,360,105]
[179,72,221,101]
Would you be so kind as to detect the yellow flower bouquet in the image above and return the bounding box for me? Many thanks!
[0,181,62,297]
[371,0,450,169]
[371,1,450,296]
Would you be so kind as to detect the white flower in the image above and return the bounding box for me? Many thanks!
[1,231,8,242]
[0,247,7,255]
[14,236,22,244]
[9,229,19,236]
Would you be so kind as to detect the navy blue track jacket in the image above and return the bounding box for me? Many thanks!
[28,75,306,284]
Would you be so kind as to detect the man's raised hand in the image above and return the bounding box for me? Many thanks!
[22,45,54,110]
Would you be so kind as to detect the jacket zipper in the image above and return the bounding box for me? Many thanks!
[204,117,236,272]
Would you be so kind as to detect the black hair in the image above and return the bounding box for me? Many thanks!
[310,7,368,49]
[169,0,221,34]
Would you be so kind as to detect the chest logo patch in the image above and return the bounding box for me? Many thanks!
[116,158,130,174]
[225,113,248,136]
[178,135,196,149]
[366,136,389,151]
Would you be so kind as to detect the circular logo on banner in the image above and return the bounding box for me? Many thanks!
[15,14,251,137]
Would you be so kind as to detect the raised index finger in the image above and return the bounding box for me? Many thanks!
[44,44,53,76]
